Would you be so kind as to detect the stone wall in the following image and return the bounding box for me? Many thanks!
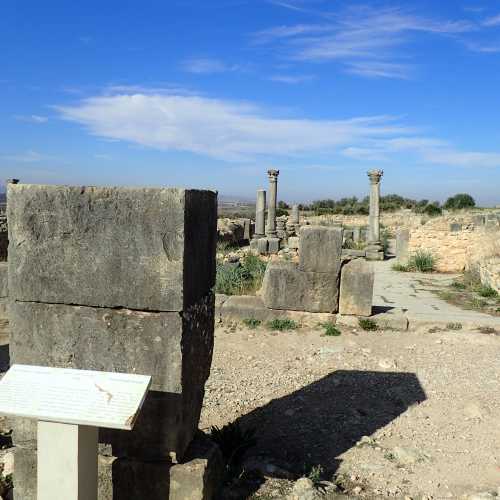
[402,217,500,273]
[8,183,217,500]
[477,257,500,293]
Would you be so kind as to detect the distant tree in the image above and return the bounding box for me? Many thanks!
[278,200,290,209]
[276,208,288,217]
[423,202,442,216]
[444,193,475,210]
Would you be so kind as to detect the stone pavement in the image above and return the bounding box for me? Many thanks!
[373,259,500,328]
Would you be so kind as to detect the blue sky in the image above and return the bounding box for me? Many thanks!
[1,0,500,205]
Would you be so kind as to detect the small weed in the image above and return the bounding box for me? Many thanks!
[446,322,462,330]
[451,280,467,290]
[267,318,298,331]
[306,464,324,486]
[384,452,396,461]
[210,422,257,479]
[322,322,341,336]
[358,318,378,331]
[242,318,261,329]
[438,291,454,301]
[471,297,488,309]
[477,325,497,335]
[476,285,498,298]
[392,262,410,272]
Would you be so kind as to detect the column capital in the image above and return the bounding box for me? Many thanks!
[367,169,383,184]
[267,169,279,181]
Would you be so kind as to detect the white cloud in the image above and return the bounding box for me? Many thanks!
[268,74,315,83]
[253,6,476,78]
[55,92,412,161]
[345,61,412,79]
[54,89,500,169]
[14,114,49,123]
[181,58,244,74]
[482,14,500,27]
[2,150,49,162]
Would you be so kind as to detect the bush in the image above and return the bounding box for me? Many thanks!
[210,422,257,479]
[322,322,341,336]
[267,318,298,331]
[392,250,436,273]
[358,318,378,331]
[444,193,476,210]
[215,254,267,296]
[423,203,442,216]
[409,250,436,273]
[242,318,261,329]
[446,322,462,330]
[476,285,498,298]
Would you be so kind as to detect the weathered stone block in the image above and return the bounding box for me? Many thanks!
[299,226,343,273]
[0,263,7,298]
[395,229,410,263]
[13,446,37,500]
[288,236,299,250]
[267,237,280,254]
[9,293,214,460]
[450,223,462,232]
[257,238,268,255]
[262,261,339,313]
[170,432,224,500]
[339,259,373,316]
[7,184,217,311]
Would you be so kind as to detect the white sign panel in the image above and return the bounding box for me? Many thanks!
[0,365,151,430]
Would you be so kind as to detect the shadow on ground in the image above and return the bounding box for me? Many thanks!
[226,370,426,498]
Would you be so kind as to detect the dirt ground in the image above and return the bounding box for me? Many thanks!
[200,321,500,499]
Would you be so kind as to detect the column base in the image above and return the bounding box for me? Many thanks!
[365,243,384,261]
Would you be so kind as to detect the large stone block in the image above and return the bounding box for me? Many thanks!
[9,293,214,460]
[13,446,37,500]
[7,184,217,311]
[0,263,7,298]
[299,226,343,273]
[262,261,339,313]
[395,229,410,263]
[339,259,374,316]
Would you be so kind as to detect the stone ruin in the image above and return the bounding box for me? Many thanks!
[218,225,375,321]
[6,183,221,499]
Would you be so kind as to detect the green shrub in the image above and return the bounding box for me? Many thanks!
[471,297,488,309]
[210,422,257,479]
[215,254,267,296]
[451,280,466,290]
[392,262,410,272]
[358,318,378,331]
[307,464,324,485]
[242,318,261,329]
[423,203,442,216]
[407,250,436,273]
[476,285,498,298]
[322,322,341,336]
[446,322,462,330]
[444,193,476,210]
[267,318,298,331]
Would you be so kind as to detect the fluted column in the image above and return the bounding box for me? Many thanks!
[266,169,279,237]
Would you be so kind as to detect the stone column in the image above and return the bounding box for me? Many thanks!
[266,169,279,237]
[366,169,384,260]
[291,204,299,225]
[253,189,266,238]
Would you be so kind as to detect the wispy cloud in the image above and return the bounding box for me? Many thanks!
[268,74,315,83]
[482,14,500,27]
[346,61,412,79]
[254,6,477,79]
[14,114,49,124]
[54,88,500,169]
[181,58,246,74]
[2,150,50,163]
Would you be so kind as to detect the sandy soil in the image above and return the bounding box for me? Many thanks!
[200,321,500,499]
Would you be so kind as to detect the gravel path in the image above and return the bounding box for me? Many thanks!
[201,321,500,499]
